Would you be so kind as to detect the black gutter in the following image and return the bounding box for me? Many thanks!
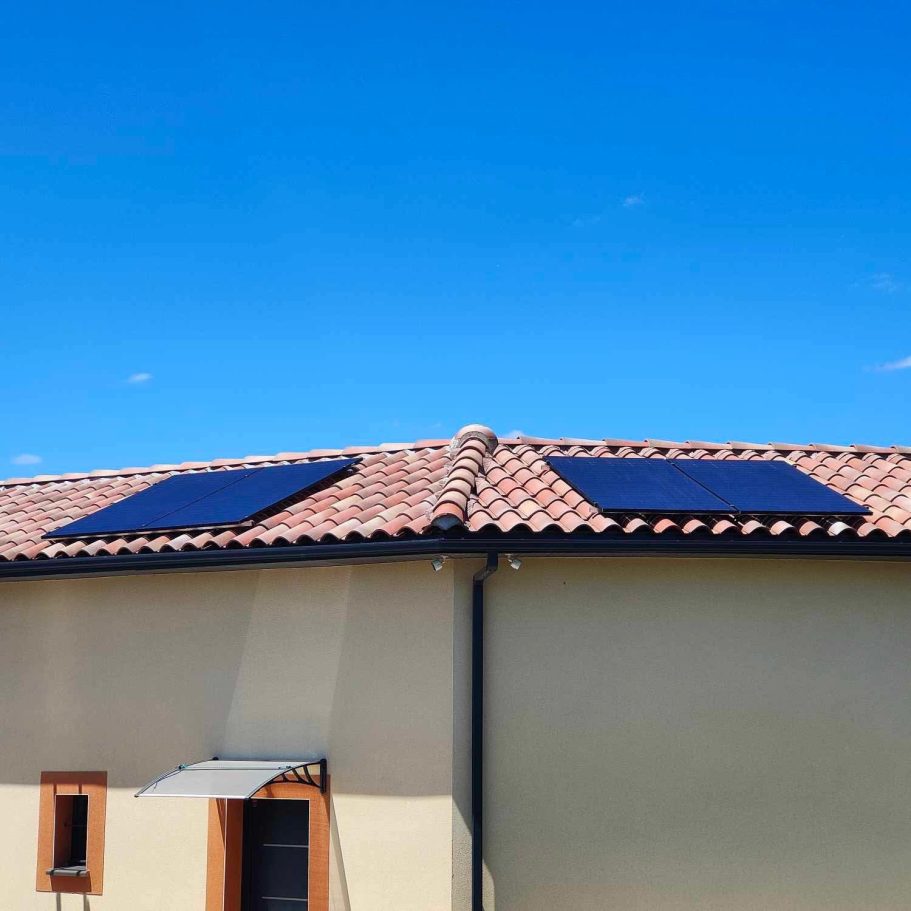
[2,535,911,581]
[471,553,498,911]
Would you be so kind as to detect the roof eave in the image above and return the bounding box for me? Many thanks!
[2,534,911,582]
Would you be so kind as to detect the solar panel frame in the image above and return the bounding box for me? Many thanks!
[149,461,358,531]
[43,469,259,539]
[671,458,870,515]
[44,458,359,538]
[545,456,735,513]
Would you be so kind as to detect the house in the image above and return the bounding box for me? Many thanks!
[2,423,911,911]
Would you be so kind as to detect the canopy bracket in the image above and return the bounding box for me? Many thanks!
[275,758,327,793]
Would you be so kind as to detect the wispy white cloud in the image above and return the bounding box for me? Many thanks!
[127,372,153,384]
[571,194,644,226]
[504,429,526,439]
[571,213,602,228]
[11,453,42,466]
[871,272,901,293]
[875,355,911,372]
[572,195,644,225]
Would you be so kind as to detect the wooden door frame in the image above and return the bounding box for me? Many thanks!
[206,775,329,911]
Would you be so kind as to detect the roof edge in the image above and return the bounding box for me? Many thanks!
[3,429,909,487]
[0,438,455,487]
[3,535,911,582]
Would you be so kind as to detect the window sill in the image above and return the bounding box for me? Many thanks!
[46,866,88,877]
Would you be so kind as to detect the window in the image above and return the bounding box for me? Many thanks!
[50,793,89,874]
[69,794,89,866]
[36,772,107,895]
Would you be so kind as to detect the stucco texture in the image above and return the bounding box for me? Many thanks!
[484,557,911,911]
[4,555,911,911]
[0,562,468,911]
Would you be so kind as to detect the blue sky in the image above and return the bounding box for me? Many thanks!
[2,2,909,475]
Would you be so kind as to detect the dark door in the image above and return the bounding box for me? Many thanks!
[243,799,310,911]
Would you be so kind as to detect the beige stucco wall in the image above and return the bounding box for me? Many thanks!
[484,557,911,911]
[4,554,911,911]
[0,562,470,911]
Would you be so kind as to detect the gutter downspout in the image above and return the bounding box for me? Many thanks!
[471,552,498,911]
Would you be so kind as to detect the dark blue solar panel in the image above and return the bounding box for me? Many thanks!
[44,459,357,538]
[155,461,356,529]
[545,456,733,513]
[45,469,256,538]
[671,459,869,515]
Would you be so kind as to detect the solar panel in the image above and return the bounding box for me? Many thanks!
[150,462,356,529]
[545,456,733,513]
[44,458,358,538]
[45,469,255,538]
[671,459,869,515]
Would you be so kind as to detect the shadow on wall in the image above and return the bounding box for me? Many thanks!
[0,570,257,787]
[329,799,352,909]
[52,895,91,910]
[0,561,461,798]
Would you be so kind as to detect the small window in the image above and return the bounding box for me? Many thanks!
[36,772,107,895]
[50,794,89,875]
[69,794,89,865]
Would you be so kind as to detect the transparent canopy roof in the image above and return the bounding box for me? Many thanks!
[135,759,325,800]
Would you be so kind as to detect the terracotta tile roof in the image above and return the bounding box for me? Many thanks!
[2,425,911,564]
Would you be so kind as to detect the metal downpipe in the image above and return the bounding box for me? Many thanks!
[471,553,498,911]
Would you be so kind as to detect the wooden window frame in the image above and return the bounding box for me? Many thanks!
[36,771,107,895]
[206,774,329,911]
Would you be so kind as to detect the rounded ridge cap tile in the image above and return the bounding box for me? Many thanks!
[451,424,498,453]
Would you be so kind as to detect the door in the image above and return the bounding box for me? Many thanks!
[243,799,310,910]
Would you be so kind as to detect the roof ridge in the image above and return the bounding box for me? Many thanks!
[0,438,453,487]
[2,430,908,489]
[499,435,910,454]
[430,424,498,531]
